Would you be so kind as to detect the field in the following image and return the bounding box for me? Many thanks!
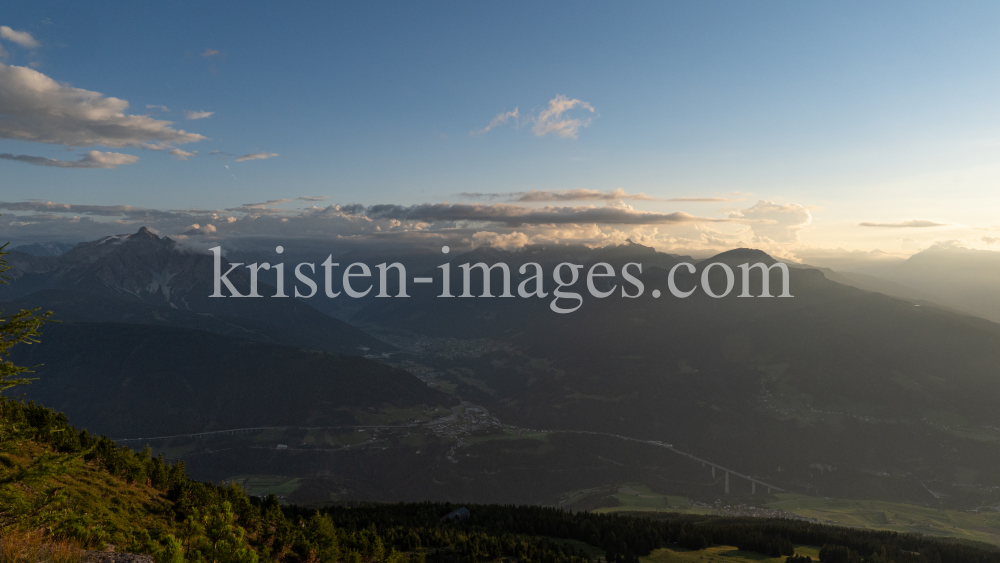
[766,494,1000,546]
[642,545,822,562]
[585,484,1000,547]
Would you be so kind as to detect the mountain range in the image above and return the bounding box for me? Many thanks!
[3,228,1000,510]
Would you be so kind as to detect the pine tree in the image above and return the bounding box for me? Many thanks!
[0,241,53,394]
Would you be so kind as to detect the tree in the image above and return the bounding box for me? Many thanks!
[0,242,52,393]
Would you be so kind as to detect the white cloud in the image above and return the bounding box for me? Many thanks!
[531,95,596,139]
[470,108,518,136]
[0,63,207,149]
[146,104,169,112]
[169,148,197,160]
[183,110,213,120]
[235,152,278,162]
[473,95,597,139]
[0,26,40,49]
[729,200,812,243]
[0,150,139,169]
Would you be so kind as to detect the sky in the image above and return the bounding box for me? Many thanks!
[2,1,1000,263]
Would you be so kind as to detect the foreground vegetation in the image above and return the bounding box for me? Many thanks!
[1,397,999,563]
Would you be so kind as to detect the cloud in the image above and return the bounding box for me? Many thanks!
[982,236,1000,245]
[201,49,220,57]
[471,231,531,250]
[0,26,40,49]
[235,152,278,162]
[729,200,811,243]
[0,150,139,169]
[146,104,169,112]
[473,95,597,139]
[0,195,739,256]
[297,196,327,202]
[858,220,948,228]
[0,44,7,61]
[364,202,722,227]
[0,201,191,222]
[183,110,213,120]
[0,63,207,150]
[668,197,733,202]
[470,108,518,136]
[532,95,596,139]
[459,188,732,203]
[169,148,197,160]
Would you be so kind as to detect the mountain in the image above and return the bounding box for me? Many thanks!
[349,243,1000,507]
[8,321,454,438]
[10,241,76,256]
[7,235,1000,510]
[878,245,1000,323]
[0,227,391,355]
[794,245,1000,323]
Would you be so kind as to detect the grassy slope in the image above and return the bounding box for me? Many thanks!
[0,438,177,545]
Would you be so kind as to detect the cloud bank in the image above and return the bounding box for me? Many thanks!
[459,188,731,203]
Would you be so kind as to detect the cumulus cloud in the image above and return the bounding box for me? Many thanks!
[0,150,139,169]
[146,104,169,112]
[858,220,947,228]
[459,188,732,203]
[473,95,597,139]
[0,26,40,49]
[471,231,531,249]
[983,236,1000,245]
[729,200,811,243]
[183,110,213,120]
[169,148,197,160]
[0,63,207,149]
[470,108,519,136]
[235,152,278,162]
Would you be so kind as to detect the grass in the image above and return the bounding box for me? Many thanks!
[568,483,712,515]
[0,530,82,563]
[0,440,175,545]
[642,545,821,563]
[765,494,1000,546]
[227,475,301,497]
[579,484,1000,547]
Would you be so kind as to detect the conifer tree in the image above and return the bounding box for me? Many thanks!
[0,241,52,394]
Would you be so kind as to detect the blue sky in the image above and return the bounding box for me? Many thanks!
[2,1,1000,260]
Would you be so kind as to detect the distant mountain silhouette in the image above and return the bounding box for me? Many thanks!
[2,227,390,355]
